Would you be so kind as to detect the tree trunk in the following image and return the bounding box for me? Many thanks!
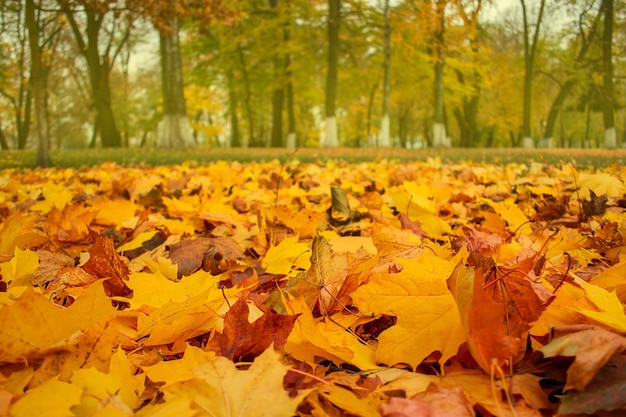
[379,0,391,147]
[236,43,254,147]
[268,0,284,148]
[432,0,447,147]
[366,81,378,146]
[64,5,122,147]
[17,86,32,149]
[323,0,340,147]
[453,70,480,147]
[601,0,616,148]
[520,0,546,149]
[227,68,240,147]
[285,55,296,148]
[26,0,49,166]
[0,118,8,150]
[158,13,194,148]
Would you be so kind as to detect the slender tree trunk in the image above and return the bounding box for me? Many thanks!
[601,0,616,148]
[285,52,296,148]
[236,43,254,147]
[158,13,194,148]
[227,68,240,147]
[269,0,284,148]
[432,0,447,147]
[323,0,340,147]
[0,114,8,150]
[26,0,49,166]
[379,0,391,147]
[17,87,32,149]
[520,0,546,149]
[366,81,378,146]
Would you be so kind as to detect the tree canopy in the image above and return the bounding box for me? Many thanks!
[0,0,624,155]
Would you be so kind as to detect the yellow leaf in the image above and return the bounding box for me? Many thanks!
[352,254,465,368]
[262,236,311,277]
[322,385,381,417]
[0,247,38,287]
[480,197,530,232]
[164,347,308,417]
[30,181,74,212]
[71,348,145,417]
[143,345,216,387]
[93,197,141,227]
[136,290,224,350]
[0,281,116,363]
[124,269,233,310]
[574,277,626,333]
[0,212,47,261]
[284,298,359,366]
[530,280,597,338]
[578,172,625,199]
[10,376,82,417]
[134,397,197,417]
[117,231,158,253]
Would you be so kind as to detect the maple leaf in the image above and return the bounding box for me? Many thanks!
[0,212,47,261]
[135,289,224,353]
[9,376,82,417]
[81,233,131,297]
[154,347,308,417]
[209,298,298,361]
[539,325,626,392]
[284,298,377,370]
[0,280,116,364]
[379,384,474,417]
[447,249,553,373]
[352,253,465,369]
[47,203,98,244]
[168,236,244,277]
[0,247,39,287]
[70,348,145,416]
[262,236,311,277]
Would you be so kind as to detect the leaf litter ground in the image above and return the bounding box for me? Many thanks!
[1,157,626,416]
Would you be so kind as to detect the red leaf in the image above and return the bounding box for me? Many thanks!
[209,297,298,362]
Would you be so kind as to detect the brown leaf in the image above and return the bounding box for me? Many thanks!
[209,297,298,362]
[582,190,608,217]
[379,384,474,417]
[30,250,74,286]
[81,233,131,297]
[168,236,244,278]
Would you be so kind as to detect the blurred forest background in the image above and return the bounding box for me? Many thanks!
[1,0,625,165]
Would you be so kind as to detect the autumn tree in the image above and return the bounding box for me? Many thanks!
[449,0,486,147]
[59,0,131,148]
[0,2,32,149]
[541,1,602,148]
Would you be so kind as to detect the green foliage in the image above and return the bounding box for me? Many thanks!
[0,0,624,149]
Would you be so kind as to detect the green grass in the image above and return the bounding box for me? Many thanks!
[1,147,625,169]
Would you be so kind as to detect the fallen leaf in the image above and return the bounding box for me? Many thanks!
[539,326,626,391]
[161,347,308,417]
[9,376,82,417]
[209,297,298,361]
[0,280,116,364]
[353,253,465,368]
